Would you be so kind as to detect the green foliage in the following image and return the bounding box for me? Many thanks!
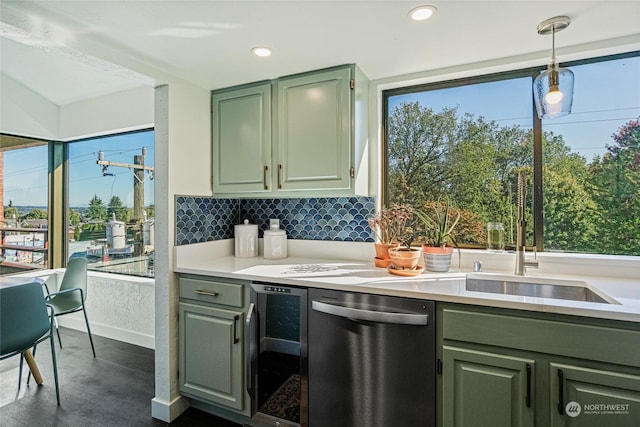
[415,200,460,248]
[23,208,47,219]
[107,196,130,222]
[387,100,639,256]
[588,119,640,255]
[69,209,82,226]
[4,205,19,220]
[86,194,108,221]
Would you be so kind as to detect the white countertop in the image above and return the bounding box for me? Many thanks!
[174,241,640,323]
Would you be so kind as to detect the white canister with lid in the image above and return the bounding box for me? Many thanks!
[263,219,287,259]
[234,219,258,258]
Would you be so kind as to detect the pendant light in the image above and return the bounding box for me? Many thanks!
[533,16,574,119]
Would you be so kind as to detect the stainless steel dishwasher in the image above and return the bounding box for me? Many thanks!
[308,288,436,427]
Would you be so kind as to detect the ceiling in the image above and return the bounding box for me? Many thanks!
[1,1,639,106]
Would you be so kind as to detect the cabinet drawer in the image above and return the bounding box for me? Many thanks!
[180,277,244,307]
[442,306,640,367]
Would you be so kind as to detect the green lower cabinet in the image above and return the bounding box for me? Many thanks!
[442,345,535,427]
[549,363,640,427]
[179,302,244,410]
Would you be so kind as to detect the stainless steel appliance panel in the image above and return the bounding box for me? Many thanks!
[308,289,436,427]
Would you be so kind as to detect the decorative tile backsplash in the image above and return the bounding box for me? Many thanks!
[175,196,375,245]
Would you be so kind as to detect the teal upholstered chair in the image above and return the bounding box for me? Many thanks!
[45,257,96,357]
[0,281,60,404]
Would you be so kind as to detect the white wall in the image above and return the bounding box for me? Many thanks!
[0,79,154,141]
[59,87,154,140]
[152,81,211,422]
[0,73,59,139]
[44,270,155,349]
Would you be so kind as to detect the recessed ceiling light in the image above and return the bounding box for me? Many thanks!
[251,46,272,57]
[408,5,437,21]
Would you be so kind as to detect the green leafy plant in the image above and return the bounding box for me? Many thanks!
[415,199,461,248]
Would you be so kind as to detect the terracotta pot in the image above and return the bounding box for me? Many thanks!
[374,242,399,260]
[388,247,421,270]
[422,245,454,272]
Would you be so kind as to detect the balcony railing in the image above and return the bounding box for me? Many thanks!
[0,227,48,274]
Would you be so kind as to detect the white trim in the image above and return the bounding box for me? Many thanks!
[56,315,155,350]
[151,395,190,423]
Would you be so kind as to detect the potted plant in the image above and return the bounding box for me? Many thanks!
[367,204,412,262]
[387,222,422,270]
[415,199,460,272]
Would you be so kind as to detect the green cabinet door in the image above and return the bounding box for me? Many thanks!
[179,302,244,410]
[549,363,640,427]
[212,83,272,194]
[276,66,352,191]
[442,345,535,427]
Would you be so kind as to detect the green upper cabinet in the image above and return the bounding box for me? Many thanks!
[276,67,351,192]
[212,83,272,194]
[211,64,369,197]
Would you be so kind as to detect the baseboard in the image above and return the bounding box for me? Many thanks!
[57,316,155,349]
[151,394,190,422]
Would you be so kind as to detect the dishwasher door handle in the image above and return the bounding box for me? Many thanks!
[312,300,428,325]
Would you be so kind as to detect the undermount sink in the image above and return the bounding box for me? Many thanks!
[465,274,618,304]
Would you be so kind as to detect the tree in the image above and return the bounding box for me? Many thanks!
[107,196,129,222]
[86,194,107,221]
[69,209,82,226]
[386,101,603,251]
[4,200,19,220]
[387,102,458,204]
[589,118,640,255]
[23,208,48,220]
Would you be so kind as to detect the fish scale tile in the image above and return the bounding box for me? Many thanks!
[176,195,375,245]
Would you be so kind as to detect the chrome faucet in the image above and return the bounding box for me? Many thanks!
[515,170,539,276]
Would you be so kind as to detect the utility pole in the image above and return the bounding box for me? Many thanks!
[97,148,154,256]
[133,148,147,222]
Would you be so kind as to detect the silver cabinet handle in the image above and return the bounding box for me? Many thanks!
[194,290,219,297]
[312,300,428,325]
[277,164,283,189]
[263,165,268,190]
[245,302,256,399]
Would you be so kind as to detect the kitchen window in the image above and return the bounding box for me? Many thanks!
[383,52,640,256]
[68,130,155,277]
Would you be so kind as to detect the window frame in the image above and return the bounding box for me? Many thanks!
[1,127,154,275]
[381,50,640,252]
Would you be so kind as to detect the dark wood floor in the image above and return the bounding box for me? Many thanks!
[0,327,241,427]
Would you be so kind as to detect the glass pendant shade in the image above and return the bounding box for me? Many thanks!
[533,16,574,119]
[534,61,574,119]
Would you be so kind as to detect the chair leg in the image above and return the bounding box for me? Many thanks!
[82,302,96,357]
[18,353,24,389]
[26,344,37,385]
[54,317,63,348]
[49,335,60,405]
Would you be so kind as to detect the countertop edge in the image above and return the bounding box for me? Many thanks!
[174,257,640,323]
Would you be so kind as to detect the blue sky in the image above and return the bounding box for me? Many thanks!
[388,56,640,162]
[4,131,154,207]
